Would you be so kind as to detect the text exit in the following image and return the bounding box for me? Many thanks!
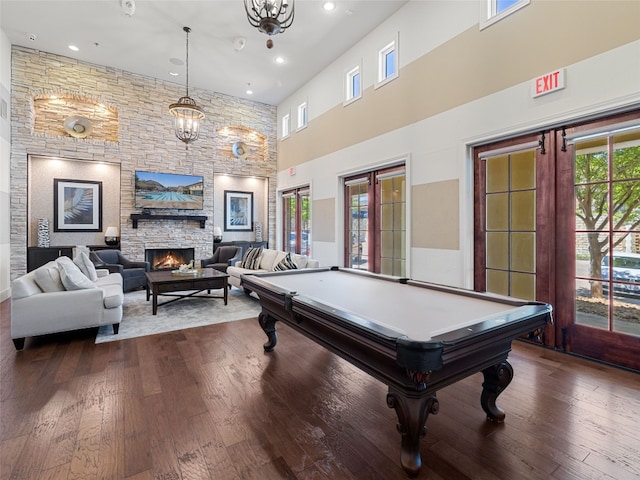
[531,69,565,98]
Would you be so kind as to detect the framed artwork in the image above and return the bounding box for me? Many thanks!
[53,179,103,232]
[224,190,253,232]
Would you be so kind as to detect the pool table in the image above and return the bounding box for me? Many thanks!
[241,267,553,477]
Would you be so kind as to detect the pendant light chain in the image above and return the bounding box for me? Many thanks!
[185,27,190,98]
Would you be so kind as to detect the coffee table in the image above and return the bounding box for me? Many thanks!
[145,268,229,315]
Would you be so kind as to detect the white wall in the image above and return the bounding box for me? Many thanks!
[278,1,478,130]
[277,1,640,288]
[213,174,269,243]
[0,28,11,302]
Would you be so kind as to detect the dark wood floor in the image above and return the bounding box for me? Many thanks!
[1,298,639,480]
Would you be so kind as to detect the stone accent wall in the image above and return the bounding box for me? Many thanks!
[32,92,119,142]
[10,46,277,280]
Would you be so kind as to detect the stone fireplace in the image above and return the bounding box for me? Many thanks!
[145,248,195,271]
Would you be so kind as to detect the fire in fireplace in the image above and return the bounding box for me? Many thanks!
[145,248,195,271]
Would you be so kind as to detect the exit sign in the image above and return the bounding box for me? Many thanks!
[532,69,565,98]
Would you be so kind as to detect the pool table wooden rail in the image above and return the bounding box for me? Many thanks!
[241,267,553,477]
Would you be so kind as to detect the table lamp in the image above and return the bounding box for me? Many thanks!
[105,226,120,246]
[213,226,223,243]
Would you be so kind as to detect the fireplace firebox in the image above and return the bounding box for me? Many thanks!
[145,248,195,271]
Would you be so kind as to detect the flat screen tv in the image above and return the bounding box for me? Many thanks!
[134,171,204,210]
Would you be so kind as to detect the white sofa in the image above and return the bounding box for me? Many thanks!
[11,256,124,350]
[227,248,320,291]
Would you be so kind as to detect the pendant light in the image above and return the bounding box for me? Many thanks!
[169,26,205,148]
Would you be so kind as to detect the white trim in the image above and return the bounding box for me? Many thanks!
[343,63,362,106]
[461,144,475,290]
[281,112,290,139]
[479,0,530,31]
[462,96,640,150]
[375,33,399,89]
[296,101,308,131]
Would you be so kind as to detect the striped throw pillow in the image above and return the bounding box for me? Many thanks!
[273,253,298,271]
[240,247,263,269]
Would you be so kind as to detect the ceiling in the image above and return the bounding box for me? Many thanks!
[1,0,408,106]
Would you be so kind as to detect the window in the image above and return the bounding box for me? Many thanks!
[344,165,406,276]
[572,127,640,333]
[344,65,361,105]
[281,113,290,139]
[297,102,307,130]
[282,187,311,255]
[376,37,398,88]
[480,0,530,29]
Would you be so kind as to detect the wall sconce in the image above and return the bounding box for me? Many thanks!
[105,226,120,246]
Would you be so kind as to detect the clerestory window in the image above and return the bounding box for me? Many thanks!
[344,64,361,105]
[281,113,290,139]
[297,102,307,130]
[375,35,398,89]
[480,0,530,30]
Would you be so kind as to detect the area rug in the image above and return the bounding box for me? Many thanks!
[95,288,262,343]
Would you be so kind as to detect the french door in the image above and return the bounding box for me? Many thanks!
[555,112,640,370]
[474,134,556,346]
[475,109,640,370]
[344,165,406,276]
[282,187,311,255]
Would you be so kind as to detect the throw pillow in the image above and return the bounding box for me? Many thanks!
[273,253,299,271]
[89,251,105,266]
[56,256,97,291]
[240,247,263,269]
[74,251,98,281]
[291,254,309,269]
[33,261,65,292]
[259,249,280,270]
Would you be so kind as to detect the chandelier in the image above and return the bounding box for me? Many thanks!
[244,0,295,49]
[169,26,205,148]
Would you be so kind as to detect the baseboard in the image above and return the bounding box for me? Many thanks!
[0,287,10,303]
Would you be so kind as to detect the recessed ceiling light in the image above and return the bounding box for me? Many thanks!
[275,56,285,64]
[68,45,79,52]
[169,71,179,76]
[246,89,253,95]
[323,1,335,11]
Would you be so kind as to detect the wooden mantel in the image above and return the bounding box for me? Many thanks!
[130,214,207,229]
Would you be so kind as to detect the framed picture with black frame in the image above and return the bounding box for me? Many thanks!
[224,190,253,232]
[53,178,103,232]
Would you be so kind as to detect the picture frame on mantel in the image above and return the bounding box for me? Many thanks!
[224,190,253,232]
[53,178,102,232]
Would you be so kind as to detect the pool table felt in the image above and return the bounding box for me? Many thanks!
[254,270,527,341]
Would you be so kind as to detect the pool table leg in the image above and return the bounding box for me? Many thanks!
[480,360,514,423]
[387,388,439,477]
[259,312,278,352]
